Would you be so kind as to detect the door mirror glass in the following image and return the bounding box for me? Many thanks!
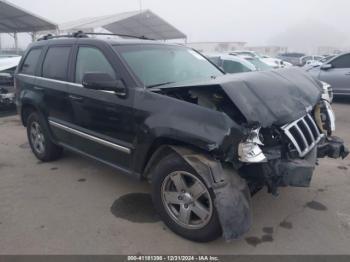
[82,73,127,96]
[321,63,333,70]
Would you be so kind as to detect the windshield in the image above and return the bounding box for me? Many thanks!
[114,44,223,88]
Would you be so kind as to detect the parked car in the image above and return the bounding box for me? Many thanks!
[277,52,306,66]
[229,50,258,58]
[300,55,324,67]
[260,55,293,68]
[204,53,256,74]
[0,55,21,84]
[230,51,289,69]
[0,55,21,108]
[307,52,350,96]
[238,55,273,71]
[15,33,348,242]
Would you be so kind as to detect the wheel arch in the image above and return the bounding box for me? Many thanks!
[21,103,39,127]
[141,137,213,182]
[142,141,224,188]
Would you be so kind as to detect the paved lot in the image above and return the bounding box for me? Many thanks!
[0,101,350,255]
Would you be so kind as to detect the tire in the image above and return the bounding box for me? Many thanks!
[151,152,222,242]
[26,112,63,162]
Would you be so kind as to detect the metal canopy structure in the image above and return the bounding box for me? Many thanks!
[0,0,57,53]
[0,0,57,33]
[60,10,187,40]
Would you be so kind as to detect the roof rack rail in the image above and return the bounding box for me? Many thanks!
[37,31,88,41]
[37,31,153,41]
[81,32,154,40]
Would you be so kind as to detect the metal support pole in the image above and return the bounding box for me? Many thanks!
[14,32,18,54]
[31,32,37,42]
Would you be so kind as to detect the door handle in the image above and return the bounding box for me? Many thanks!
[345,72,350,76]
[68,95,84,101]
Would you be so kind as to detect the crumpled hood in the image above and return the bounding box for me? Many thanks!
[158,67,322,127]
[219,67,322,127]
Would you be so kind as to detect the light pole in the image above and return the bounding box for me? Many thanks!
[139,0,142,12]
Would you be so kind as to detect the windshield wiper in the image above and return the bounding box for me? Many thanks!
[147,81,175,88]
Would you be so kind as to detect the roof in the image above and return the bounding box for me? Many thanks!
[59,10,187,40]
[0,0,57,33]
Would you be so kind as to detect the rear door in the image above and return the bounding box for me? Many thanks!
[319,54,350,95]
[36,44,74,144]
[16,47,44,111]
[64,42,136,174]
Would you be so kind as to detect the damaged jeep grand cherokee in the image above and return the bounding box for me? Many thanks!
[16,35,348,242]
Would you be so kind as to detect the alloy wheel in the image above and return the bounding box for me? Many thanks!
[161,171,213,229]
[30,121,45,155]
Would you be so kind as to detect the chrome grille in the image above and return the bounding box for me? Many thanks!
[281,114,323,157]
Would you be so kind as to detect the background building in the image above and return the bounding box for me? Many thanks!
[247,46,288,57]
[317,46,345,55]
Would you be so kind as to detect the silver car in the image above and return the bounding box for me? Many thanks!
[307,52,350,96]
[204,53,257,74]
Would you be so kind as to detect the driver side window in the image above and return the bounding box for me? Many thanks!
[331,54,350,69]
[75,47,116,83]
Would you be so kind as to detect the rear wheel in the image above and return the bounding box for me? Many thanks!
[26,112,63,161]
[151,153,222,242]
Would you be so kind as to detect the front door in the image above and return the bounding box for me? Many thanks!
[65,44,136,174]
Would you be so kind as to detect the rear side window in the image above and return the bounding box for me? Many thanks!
[20,48,42,75]
[75,47,116,83]
[42,46,72,81]
[332,54,350,69]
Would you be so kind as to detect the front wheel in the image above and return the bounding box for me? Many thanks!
[151,153,222,242]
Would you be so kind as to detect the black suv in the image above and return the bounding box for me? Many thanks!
[15,33,348,242]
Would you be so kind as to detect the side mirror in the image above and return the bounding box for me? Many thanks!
[321,64,333,70]
[82,73,127,97]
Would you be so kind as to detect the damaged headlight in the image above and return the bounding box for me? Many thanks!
[314,100,336,136]
[320,81,333,103]
[238,127,267,163]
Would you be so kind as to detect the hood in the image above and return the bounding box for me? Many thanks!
[156,68,322,127]
[219,68,322,127]
[0,56,21,71]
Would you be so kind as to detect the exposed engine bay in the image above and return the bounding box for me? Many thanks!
[150,69,348,198]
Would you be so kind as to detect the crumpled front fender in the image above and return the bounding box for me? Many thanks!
[168,146,252,241]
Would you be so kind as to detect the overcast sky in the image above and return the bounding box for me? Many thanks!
[4,0,350,51]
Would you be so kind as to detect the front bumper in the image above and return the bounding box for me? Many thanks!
[259,135,348,194]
